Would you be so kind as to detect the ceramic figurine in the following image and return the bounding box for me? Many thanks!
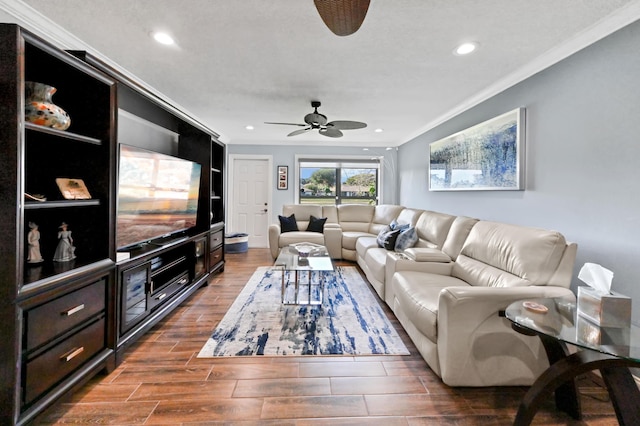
[53,222,76,262]
[27,221,44,264]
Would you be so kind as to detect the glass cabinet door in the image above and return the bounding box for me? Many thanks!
[193,237,207,280]
[120,263,149,333]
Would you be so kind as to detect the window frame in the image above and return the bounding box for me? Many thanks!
[295,155,383,205]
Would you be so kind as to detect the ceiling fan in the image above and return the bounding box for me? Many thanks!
[265,101,367,138]
[313,0,371,37]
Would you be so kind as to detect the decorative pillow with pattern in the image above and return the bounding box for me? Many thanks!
[306,215,327,233]
[395,227,418,251]
[376,225,392,247]
[382,229,401,251]
[278,214,298,233]
[390,220,410,232]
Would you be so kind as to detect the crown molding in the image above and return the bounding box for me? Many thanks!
[402,1,640,144]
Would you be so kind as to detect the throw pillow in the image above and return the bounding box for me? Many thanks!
[306,215,327,233]
[278,214,298,233]
[376,225,392,247]
[382,229,401,251]
[390,220,410,232]
[395,227,418,251]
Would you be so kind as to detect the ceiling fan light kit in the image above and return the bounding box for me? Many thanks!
[265,101,366,138]
[314,0,371,36]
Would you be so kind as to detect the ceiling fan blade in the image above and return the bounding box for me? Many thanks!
[314,0,370,36]
[288,127,312,137]
[319,128,343,138]
[265,122,307,127]
[327,120,367,130]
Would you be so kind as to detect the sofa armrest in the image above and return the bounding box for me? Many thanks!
[323,226,343,259]
[437,285,575,386]
[268,224,281,259]
[404,247,451,262]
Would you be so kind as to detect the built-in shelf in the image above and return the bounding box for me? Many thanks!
[24,199,101,209]
[26,122,103,145]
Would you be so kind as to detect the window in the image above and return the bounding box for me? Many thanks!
[298,159,380,205]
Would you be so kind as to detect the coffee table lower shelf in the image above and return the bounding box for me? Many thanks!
[277,267,327,305]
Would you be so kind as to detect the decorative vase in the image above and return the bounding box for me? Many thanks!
[24,81,71,130]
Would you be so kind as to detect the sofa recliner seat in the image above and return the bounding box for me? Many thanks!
[391,220,577,387]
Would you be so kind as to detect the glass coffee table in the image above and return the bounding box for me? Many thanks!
[505,297,640,426]
[274,243,334,305]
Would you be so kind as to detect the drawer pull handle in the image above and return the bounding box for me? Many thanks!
[156,293,167,301]
[61,346,84,362]
[62,304,85,316]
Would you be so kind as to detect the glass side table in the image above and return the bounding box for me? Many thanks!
[505,297,640,426]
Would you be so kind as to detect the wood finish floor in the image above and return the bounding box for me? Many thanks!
[37,249,619,425]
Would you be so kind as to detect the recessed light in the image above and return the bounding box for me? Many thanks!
[374,128,384,133]
[153,32,175,45]
[245,125,254,130]
[454,42,478,56]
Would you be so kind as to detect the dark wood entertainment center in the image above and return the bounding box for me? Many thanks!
[0,24,225,425]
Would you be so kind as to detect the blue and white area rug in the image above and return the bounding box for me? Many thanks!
[197,266,409,356]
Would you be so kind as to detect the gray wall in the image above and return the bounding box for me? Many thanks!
[399,20,640,325]
[227,144,398,225]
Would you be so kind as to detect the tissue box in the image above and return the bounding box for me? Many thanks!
[577,286,631,328]
[576,315,630,352]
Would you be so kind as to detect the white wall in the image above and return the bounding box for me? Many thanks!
[399,20,640,325]
[227,144,398,225]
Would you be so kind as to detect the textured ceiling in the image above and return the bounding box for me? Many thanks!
[4,0,640,146]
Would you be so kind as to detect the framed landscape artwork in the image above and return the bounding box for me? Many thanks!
[429,108,525,191]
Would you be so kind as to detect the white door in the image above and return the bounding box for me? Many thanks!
[229,156,271,247]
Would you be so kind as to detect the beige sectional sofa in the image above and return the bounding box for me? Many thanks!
[268,204,577,387]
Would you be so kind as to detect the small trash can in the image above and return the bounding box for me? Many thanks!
[225,232,249,253]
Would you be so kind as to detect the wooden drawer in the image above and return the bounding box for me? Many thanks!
[209,230,223,249]
[26,279,106,351]
[24,317,105,405]
[148,272,189,310]
[210,246,223,266]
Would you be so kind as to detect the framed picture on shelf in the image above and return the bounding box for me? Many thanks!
[56,178,92,199]
[277,165,288,190]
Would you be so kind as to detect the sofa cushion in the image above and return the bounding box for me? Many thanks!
[337,205,375,232]
[395,208,424,227]
[279,231,325,247]
[279,214,298,232]
[356,236,379,258]
[363,248,388,284]
[414,211,457,249]
[394,227,418,251]
[404,247,451,262]
[455,221,568,286]
[342,231,373,251]
[440,216,479,260]
[393,271,469,341]
[369,205,405,234]
[306,215,327,233]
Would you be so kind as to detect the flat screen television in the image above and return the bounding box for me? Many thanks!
[116,144,202,250]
